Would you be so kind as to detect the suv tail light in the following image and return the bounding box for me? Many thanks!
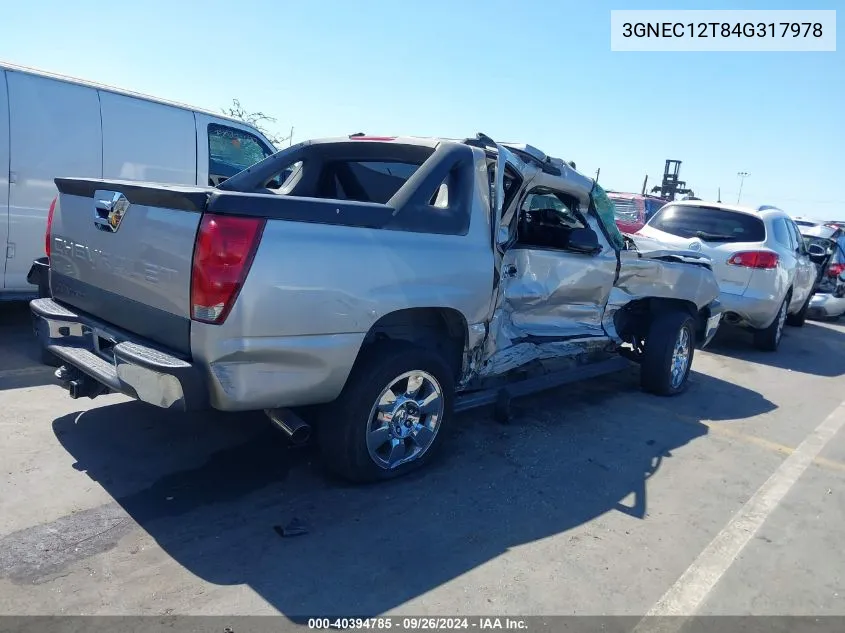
[827,263,845,278]
[726,251,779,269]
[190,214,265,324]
[45,196,57,259]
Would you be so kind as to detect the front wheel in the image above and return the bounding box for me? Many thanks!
[640,311,696,396]
[318,341,455,483]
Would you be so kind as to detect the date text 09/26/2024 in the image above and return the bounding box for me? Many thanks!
[307,618,528,630]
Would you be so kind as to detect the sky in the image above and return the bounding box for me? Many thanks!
[1,0,842,220]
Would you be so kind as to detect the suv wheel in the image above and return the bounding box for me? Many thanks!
[786,292,811,327]
[753,294,789,351]
[640,311,696,396]
[318,341,455,483]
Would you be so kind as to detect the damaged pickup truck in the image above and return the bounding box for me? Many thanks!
[31,133,722,482]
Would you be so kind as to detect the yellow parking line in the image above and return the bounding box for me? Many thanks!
[637,400,845,475]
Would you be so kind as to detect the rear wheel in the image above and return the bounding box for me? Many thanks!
[640,311,696,396]
[318,341,455,483]
[786,292,811,327]
[753,294,789,351]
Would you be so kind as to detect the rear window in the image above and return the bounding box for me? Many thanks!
[648,204,766,242]
[318,160,421,204]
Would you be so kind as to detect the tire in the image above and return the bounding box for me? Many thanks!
[318,341,455,483]
[640,310,696,396]
[753,294,789,351]
[786,293,811,327]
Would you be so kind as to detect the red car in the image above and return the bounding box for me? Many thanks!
[607,192,667,234]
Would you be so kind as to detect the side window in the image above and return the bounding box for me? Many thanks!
[208,123,274,186]
[772,218,793,249]
[645,199,664,221]
[525,192,585,228]
[787,220,806,254]
[516,189,588,250]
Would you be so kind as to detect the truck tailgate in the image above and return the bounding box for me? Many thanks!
[49,178,211,356]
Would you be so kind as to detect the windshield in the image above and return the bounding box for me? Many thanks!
[648,204,766,242]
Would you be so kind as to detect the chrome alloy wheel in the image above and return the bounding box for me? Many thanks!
[366,371,445,470]
[670,326,692,389]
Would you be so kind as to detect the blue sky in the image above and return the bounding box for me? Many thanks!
[1,0,842,219]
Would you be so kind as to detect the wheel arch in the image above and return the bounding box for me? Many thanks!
[352,307,469,382]
[614,296,703,343]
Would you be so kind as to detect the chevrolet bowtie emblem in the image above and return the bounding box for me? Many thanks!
[93,191,131,233]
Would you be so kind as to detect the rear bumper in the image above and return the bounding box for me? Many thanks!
[30,298,207,411]
[718,290,780,329]
[807,293,845,319]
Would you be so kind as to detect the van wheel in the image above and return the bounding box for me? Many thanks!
[753,294,789,351]
[318,341,455,483]
[640,311,696,396]
[786,293,810,327]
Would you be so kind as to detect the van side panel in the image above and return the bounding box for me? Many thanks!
[100,91,196,185]
[0,71,10,286]
[5,71,102,292]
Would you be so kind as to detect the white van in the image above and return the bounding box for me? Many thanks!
[0,62,278,299]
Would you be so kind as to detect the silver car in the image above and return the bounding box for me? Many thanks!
[635,201,816,351]
[798,223,845,319]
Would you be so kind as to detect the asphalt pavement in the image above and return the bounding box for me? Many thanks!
[1,300,844,619]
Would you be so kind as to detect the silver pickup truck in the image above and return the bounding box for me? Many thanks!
[31,134,722,482]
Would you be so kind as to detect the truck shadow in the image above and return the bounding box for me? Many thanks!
[0,300,59,391]
[48,368,775,619]
[705,320,845,377]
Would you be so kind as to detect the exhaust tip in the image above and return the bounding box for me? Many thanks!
[265,408,312,445]
[289,425,311,445]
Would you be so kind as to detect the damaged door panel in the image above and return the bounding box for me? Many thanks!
[478,182,619,377]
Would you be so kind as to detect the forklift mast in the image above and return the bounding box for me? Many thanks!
[650,159,694,201]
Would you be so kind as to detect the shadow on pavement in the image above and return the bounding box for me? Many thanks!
[40,366,777,619]
[0,300,34,329]
[0,300,58,391]
[705,320,845,378]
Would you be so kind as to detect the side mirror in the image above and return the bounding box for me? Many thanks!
[568,227,601,254]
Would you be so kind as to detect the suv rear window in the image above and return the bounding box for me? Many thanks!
[648,204,766,242]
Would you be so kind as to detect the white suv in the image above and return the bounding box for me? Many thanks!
[634,201,816,351]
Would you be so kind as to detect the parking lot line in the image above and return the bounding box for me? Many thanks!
[635,398,845,629]
[636,399,845,475]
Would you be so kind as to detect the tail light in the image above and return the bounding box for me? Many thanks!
[827,263,845,278]
[45,196,57,259]
[726,251,779,269]
[190,214,265,324]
